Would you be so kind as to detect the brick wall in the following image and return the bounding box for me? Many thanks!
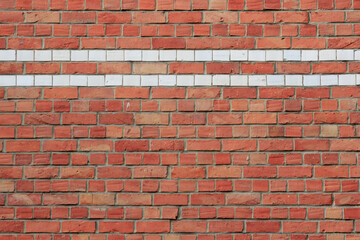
[0,0,360,239]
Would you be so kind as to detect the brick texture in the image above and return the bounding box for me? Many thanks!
[1,0,360,238]
[0,86,359,239]
[0,0,359,49]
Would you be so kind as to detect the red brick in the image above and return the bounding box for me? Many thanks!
[222,140,256,151]
[44,88,78,99]
[62,221,96,233]
[98,63,131,74]
[136,221,170,233]
[242,63,274,74]
[63,113,97,125]
[6,141,40,152]
[97,12,131,23]
[187,140,220,151]
[207,63,239,74]
[313,63,347,73]
[244,113,277,124]
[283,222,317,233]
[277,63,310,74]
[135,113,168,125]
[208,166,242,178]
[152,38,186,49]
[0,221,23,232]
[168,12,202,23]
[99,113,133,124]
[188,88,221,98]
[8,193,41,205]
[115,140,148,152]
[319,221,353,233]
[152,88,186,99]
[331,140,360,151]
[151,140,184,151]
[173,221,207,232]
[79,140,113,152]
[299,194,333,205]
[171,167,206,178]
[26,221,60,232]
[154,194,188,205]
[191,194,225,205]
[172,113,205,125]
[99,221,134,233]
[223,88,257,99]
[62,12,96,23]
[209,221,244,232]
[116,87,149,99]
[244,167,277,178]
[170,63,204,74]
[246,221,280,232]
[295,139,329,151]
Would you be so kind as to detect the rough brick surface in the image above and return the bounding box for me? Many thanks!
[0,0,360,49]
[0,0,360,238]
[0,86,359,239]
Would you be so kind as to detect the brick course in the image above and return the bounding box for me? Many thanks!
[0,0,360,238]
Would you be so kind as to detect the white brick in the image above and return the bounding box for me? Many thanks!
[355,50,360,61]
[213,50,230,61]
[267,75,284,86]
[339,74,356,85]
[53,50,70,61]
[123,75,140,86]
[0,50,15,61]
[266,50,283,61]
[0,76,16,86]
[124,50,141,61]
[71,50,88,61]
[35,50,52,61]
[177,75,194,86]
[319,50,336,61]
[53,75,70,86]
[142,50,159,61]
[17,50,34,61]
[35,75,52,86]
[159,50,176,61]
[303,75,320,86]
[321,75,338,86]
[195,75,212,86]
[337,50,354,60]
[230,75,248,86]
[89,50,106,61]
[301,50,318,61]
[88,75,105,86]
[249,75,266,86]
[195,50,212,61]
[285,75,302,86]
[213,75,230,86]
[17,75,34,86]
[248,50,265,61]
[159,75,176,86]
[105,75,123,86]
[357,74,360,85]
[70,75,87,86]
[230,50,247,61]
[141,75,158,86]
[283,50,301,61]
[107,50,124,61]
[177,50,194,61]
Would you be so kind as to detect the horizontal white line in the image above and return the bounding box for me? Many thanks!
[0,49,359,62]
[1,74,359,87]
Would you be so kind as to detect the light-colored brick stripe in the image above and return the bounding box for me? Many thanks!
[0,49,359,62]
[1,74,359,87]
[2,49,360,86]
